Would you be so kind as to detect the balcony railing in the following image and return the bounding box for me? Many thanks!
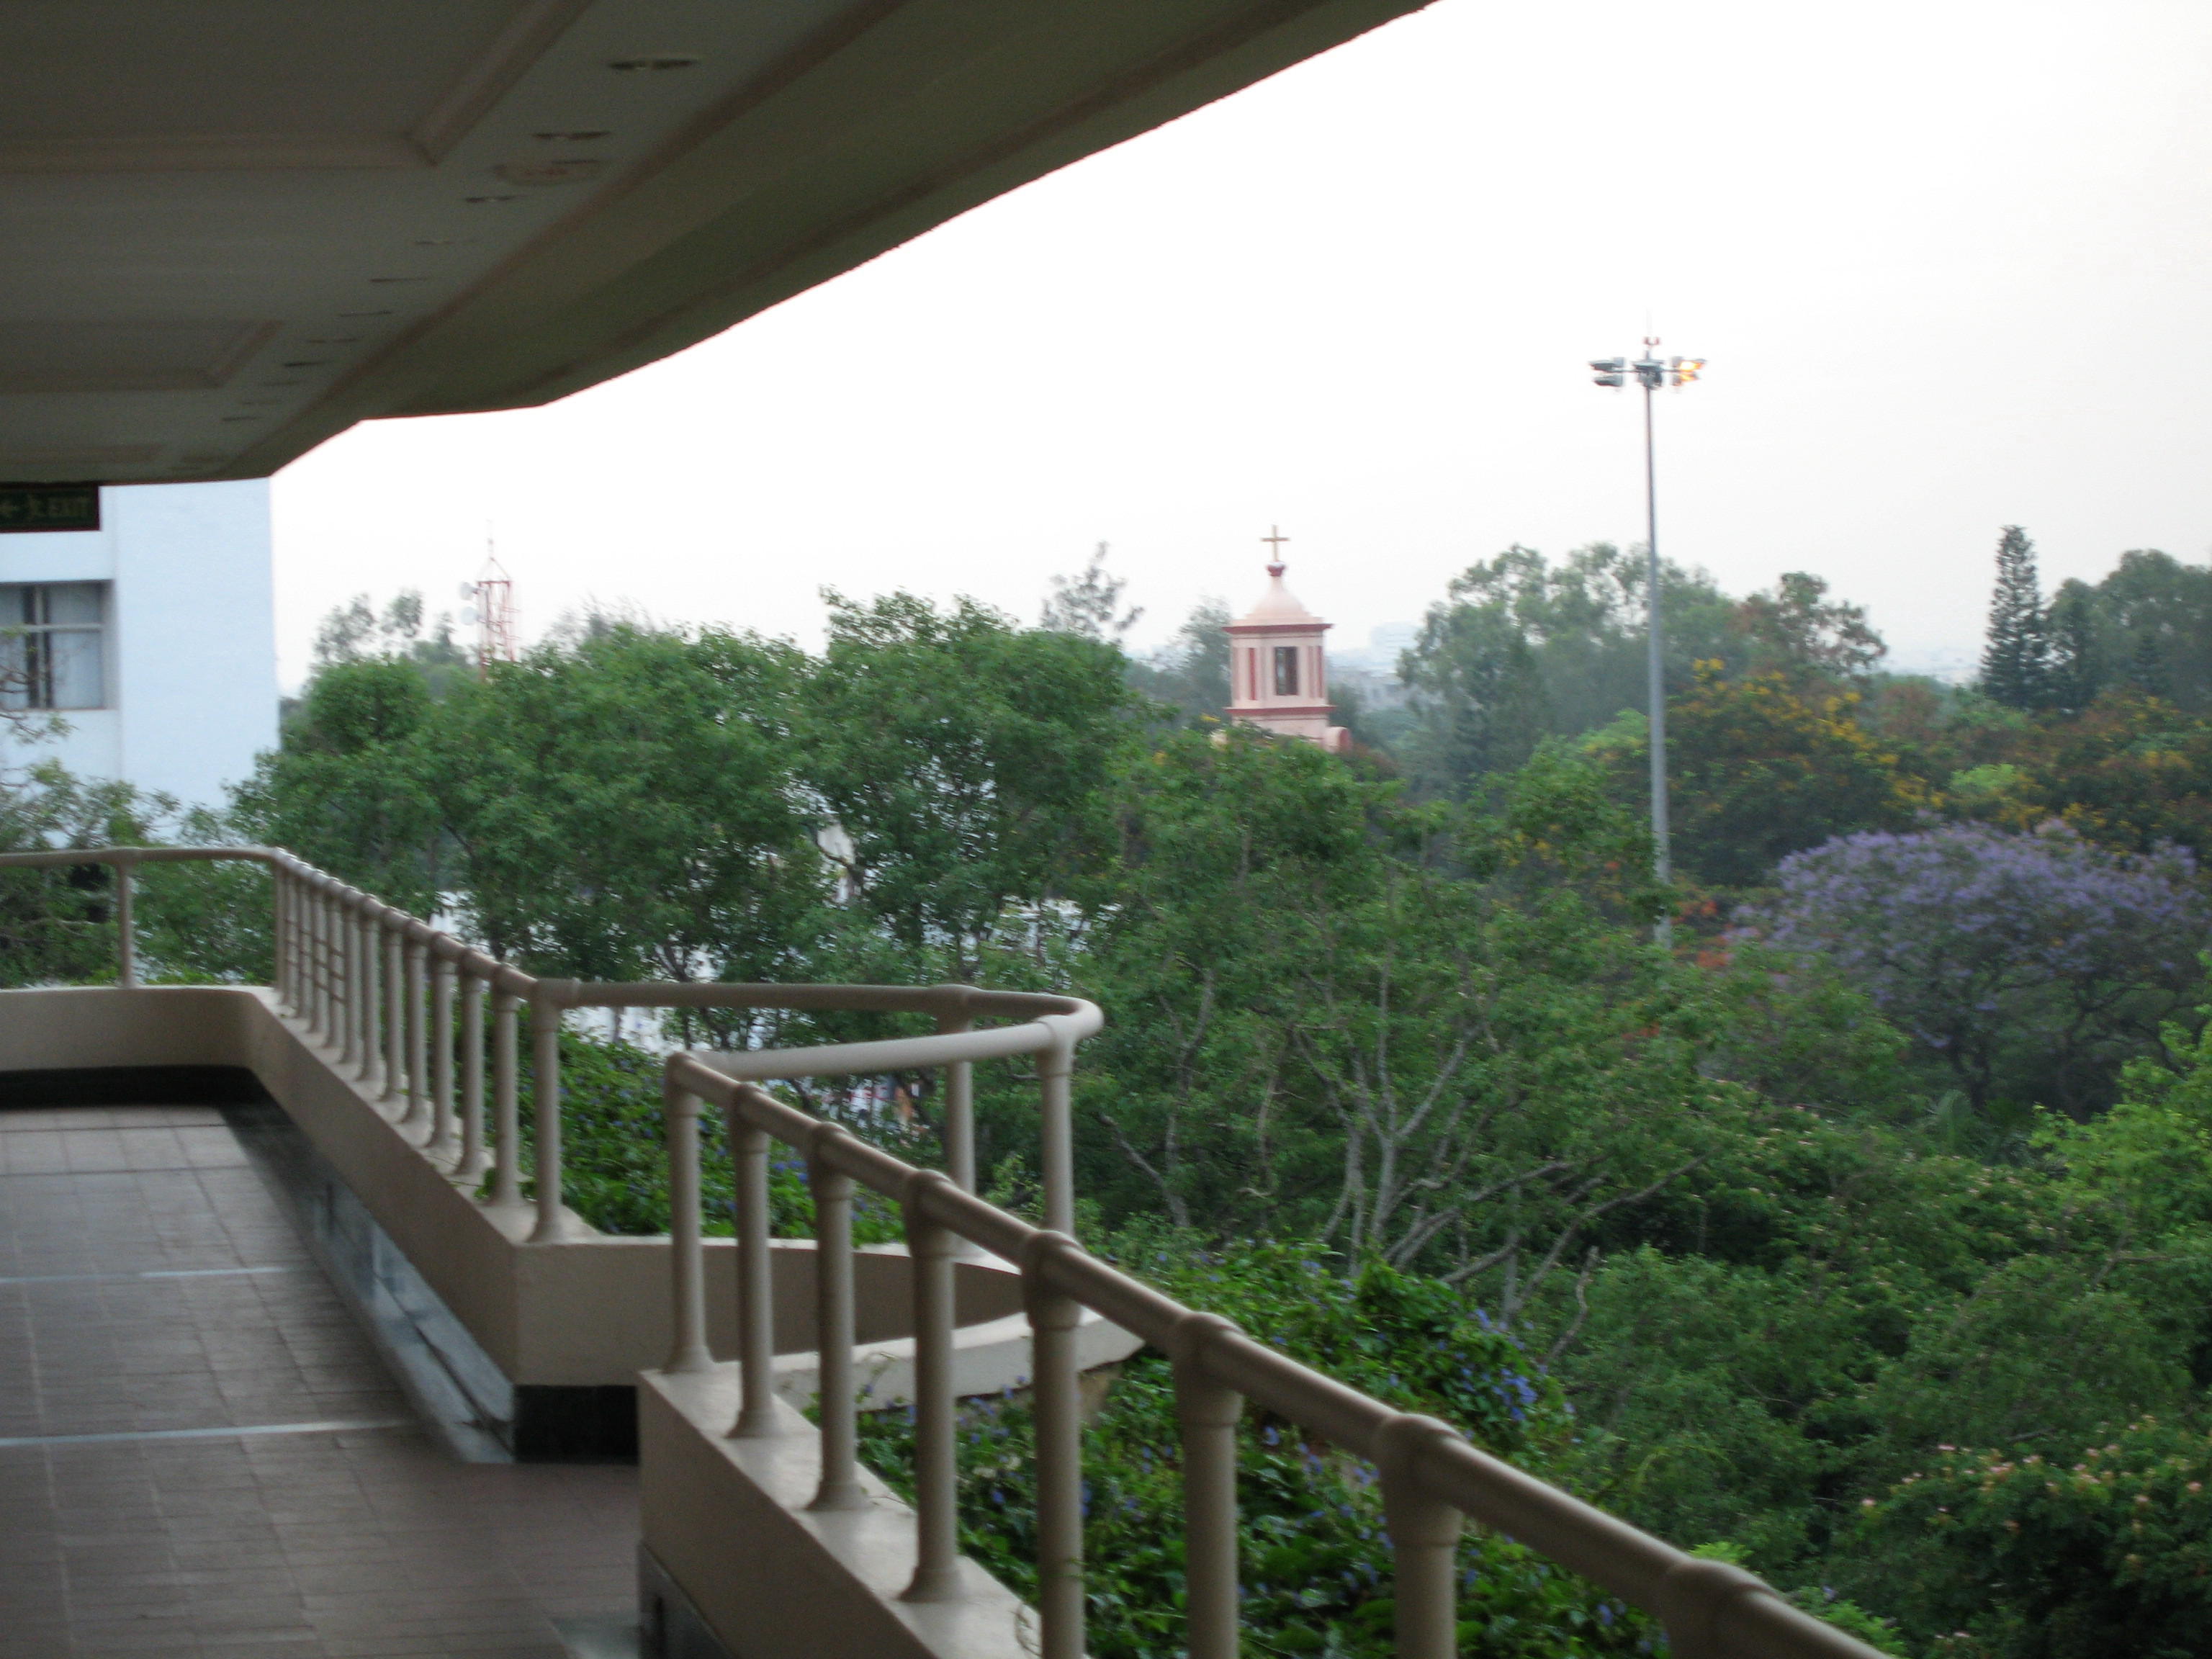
[0,845,1887,1659]
[0,844,1096,1244]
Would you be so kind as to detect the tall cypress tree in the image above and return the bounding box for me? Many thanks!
[1981,525,2050,709]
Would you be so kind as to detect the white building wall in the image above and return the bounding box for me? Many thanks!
[0,481,276,811]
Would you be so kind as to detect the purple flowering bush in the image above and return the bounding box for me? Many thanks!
[1747,823,2209,1119]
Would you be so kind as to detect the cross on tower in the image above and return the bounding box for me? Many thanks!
[1262,524,1288,572]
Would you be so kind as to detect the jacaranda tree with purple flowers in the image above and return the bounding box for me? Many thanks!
[1750,822,2209,1118]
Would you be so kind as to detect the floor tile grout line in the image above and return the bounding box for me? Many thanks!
[0,1418,416,1449]
[0,1264,303,1287]
[0,1163,253,1179]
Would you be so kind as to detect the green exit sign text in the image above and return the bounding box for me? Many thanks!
[0,485,100,534]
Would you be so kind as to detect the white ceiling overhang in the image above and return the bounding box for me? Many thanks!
[0,0,1433,485]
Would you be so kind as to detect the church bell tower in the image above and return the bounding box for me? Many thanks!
[1226,527,1349,753]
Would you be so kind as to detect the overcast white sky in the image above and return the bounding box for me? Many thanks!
[271,0,2212,691]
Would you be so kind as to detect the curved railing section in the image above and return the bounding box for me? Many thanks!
[0,845,1098,1241]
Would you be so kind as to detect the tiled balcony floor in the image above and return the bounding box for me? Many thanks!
[0,1106,638,1659]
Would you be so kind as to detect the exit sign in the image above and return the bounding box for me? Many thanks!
[0,485,99,534]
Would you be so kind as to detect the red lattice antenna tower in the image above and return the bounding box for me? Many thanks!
[464,543,517,674]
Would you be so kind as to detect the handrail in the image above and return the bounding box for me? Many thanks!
[0,846,1097,1237]
[661,1066,1890,1659]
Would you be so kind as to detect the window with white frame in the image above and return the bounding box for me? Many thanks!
[0,583,107,709]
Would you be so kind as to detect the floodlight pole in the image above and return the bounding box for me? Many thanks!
[1640,367,1668,915]
[1590,339,1703,947]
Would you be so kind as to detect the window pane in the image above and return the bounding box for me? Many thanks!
[1273,645,1300,696]
[46,628,101,709]
[43,583,102,626]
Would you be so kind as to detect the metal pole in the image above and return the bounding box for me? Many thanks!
[1642,375,1673,946]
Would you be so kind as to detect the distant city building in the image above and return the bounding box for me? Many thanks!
[1328,621,1418,712]
[1226,554,1350,752]
[0,482,276,810]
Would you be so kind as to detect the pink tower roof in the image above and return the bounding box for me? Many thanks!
[1229,562,1328,631]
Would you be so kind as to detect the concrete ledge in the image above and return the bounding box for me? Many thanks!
[640,1369,1030,1659]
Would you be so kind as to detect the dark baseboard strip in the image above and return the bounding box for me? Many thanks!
[0,1065,269,1107]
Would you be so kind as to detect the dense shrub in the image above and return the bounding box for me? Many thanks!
[853,1240,1655,1659]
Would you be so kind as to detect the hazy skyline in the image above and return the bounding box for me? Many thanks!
[271,0,2212,691]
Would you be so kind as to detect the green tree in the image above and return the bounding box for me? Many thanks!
[1126,597,1231,724]
[311,588,473,697]
[2097,549,2212,711]
[1038,541,1141,642]
[1863,1419,2212,1659]
[797,591,1133,979]
[1730,571,1887,684]
[230,657,446,913]
[1082,734,1712,1312]
[1400,542,1738,793]
[1982,526,2051,711]
[433,624,824,988]
[1398,548,1880,799]
[0,761,172,986]
[2046,578,2102,713]
[1587,663,1928,889]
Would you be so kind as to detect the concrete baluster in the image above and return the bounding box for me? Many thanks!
[299,886,316,1033]
[427,952,457,1161]
[381,925,404,1106]
[352,896,372,1064]
[662,1084,713,1375]
[526,992,574,1241]
[271,871,290,1007]
[1376,1416,1466,1659]
[490,989,523,1206]
[403,936,430,1136]
[808,1125,866,1511]
[282,871,300,1010]
[349,899,370,1071]
[313,888,331,1038]
[337,899,360,1069]
[1022,1231,1086,1659]
[306,882,322,1019]
[359,912,383,1089]
[457,971,490,1182]
[902,1172,961,1601]
[1171,1313,1245,1659]
[730,1112,778,1437]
